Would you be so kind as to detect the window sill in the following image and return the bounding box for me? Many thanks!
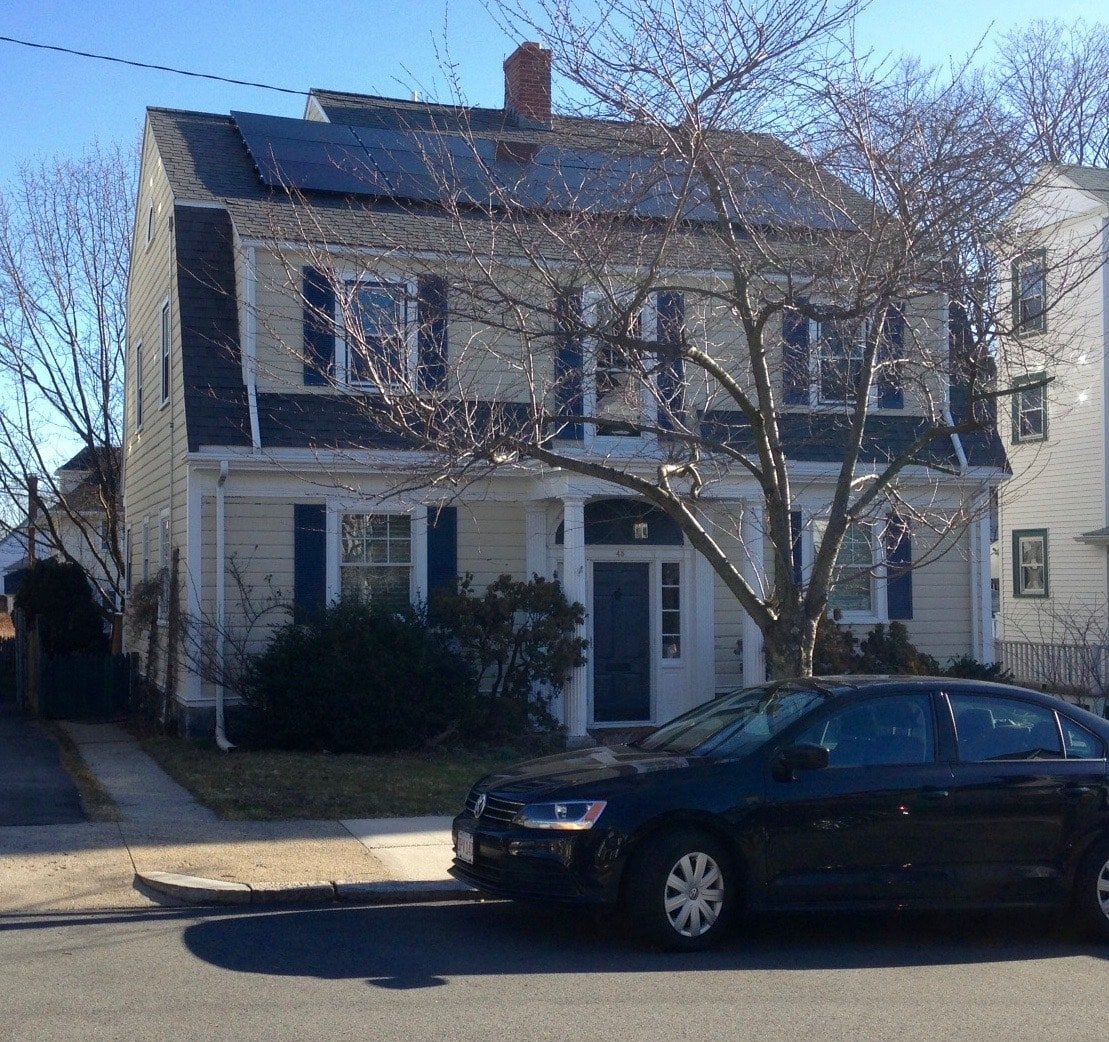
[832,612,883,626]
[1011,435,1047,445]
[1013,591,1049,600]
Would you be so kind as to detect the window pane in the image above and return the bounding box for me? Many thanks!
[349,282,407,384]
[1062,717,1105,759]
[660,562,680,659]
[816,320,863,403]
[341,564,411,611]
[661,562,679,585]
[826,523,873,613]
[796,694,934,767]
[951,694,1063,761]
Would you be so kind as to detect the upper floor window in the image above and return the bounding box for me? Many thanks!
[135,343,144,429]
[1012,528,1048,598]
[340,513,412,610]
[124,527,133,593]
[590,295,651,437]
[146,203,156,244]
[1011,372,1047,442]
[813,318,865,406]
[1012,251,1046,335]
[160,301,171,405]
[343,279,415,388]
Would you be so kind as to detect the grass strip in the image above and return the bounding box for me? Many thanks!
[140,737,520,820]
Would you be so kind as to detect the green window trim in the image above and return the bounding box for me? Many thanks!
[1012,528,1049,599]
[1010,371,1048,444]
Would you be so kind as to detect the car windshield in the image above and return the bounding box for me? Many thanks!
[640,684,830,757]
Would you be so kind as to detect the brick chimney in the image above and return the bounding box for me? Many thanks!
[504,42,552,127]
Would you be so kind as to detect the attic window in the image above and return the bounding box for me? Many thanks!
[146,203,156,244]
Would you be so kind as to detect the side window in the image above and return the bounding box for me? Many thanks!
[1061,717,1106,760]
[950,694,1063,761]
[795,694,935,767]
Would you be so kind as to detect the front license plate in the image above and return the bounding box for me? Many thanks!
[456,829,475,864]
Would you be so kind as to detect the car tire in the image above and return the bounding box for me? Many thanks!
[1074,838,1109,942]
[624,828,736,951]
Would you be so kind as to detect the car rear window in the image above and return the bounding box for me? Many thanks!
[1060,717,1106,759]
[950,694,1063,761]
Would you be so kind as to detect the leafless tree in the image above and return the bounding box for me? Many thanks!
[246,1,1096,676]
[995,19,1109,168]
[0,144,134,611]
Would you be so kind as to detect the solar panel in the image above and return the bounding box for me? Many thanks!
[231,110,854,229]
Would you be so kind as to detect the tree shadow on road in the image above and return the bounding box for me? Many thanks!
[181,900,1108,990]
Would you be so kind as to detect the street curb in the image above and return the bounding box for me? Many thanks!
[135,871,482,907]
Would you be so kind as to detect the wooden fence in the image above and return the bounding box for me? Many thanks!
[13,608,131,720]
[995,638,1108,715]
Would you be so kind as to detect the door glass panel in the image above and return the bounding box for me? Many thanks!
[950,694,1063,761]
[1061,717,1106,759]
[795,694,935,767]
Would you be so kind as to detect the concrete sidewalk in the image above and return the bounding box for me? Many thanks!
[0,721,471,912]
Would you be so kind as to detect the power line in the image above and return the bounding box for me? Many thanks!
[0,33,308,97]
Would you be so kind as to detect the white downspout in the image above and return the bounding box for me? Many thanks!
[943,402,969,474]
[215,460,234,751]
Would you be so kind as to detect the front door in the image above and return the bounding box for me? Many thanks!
[592,562,650,723]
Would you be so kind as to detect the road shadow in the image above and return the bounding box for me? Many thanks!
[181,900,1108,990]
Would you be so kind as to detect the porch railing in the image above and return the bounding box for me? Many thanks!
[995,638,1108,715]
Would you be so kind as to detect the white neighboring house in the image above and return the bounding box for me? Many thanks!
[997,165,1109,702]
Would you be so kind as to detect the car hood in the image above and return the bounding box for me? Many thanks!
[476,745,698,798]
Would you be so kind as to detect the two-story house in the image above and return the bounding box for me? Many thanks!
[998,165,1109,700]
[124,43,1006,739]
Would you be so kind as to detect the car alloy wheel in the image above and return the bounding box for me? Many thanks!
[1074,839,1109,941]
[624,828,736,950]
[1097,856,1109,923]
[664,852,725,938]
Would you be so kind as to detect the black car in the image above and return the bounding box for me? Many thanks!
[451,677,1109,949]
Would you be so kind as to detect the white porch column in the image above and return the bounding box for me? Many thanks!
[561,496,590,742]
[741,499,766,687]
[690,509,717,707]
[971,502,995,663]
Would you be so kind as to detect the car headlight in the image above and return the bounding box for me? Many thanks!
[515,800,607,830]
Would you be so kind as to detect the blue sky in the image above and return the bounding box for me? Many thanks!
[0,0,1101,183]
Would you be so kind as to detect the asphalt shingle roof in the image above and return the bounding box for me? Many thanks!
[147,95,1004,471]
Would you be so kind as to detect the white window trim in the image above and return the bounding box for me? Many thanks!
[135,341,145,430]
[157,509,170,624]
[141,517,150,584]
[325,500,428,606]
[159,298,171,408]
[124,526,133,593]
[807,316,877,411]
[581,288,658,453]
[334,271,418,392]
[810,515,886,625]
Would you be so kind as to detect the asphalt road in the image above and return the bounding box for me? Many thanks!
[0,901,1105,1042]
[0,704,84,826]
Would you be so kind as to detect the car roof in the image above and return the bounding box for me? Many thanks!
[795,675,1109,736]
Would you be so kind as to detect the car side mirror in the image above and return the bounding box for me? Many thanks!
[774,743,830,780]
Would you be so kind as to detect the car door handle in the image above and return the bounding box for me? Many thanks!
[1065,785,1095,798]
[919,787,950,800]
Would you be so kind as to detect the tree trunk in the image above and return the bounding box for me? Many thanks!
[763,612,818,680]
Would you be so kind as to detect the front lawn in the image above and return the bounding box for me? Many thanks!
[140,737,520,820]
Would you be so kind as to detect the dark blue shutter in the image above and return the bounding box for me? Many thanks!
[426,506,458,603]
[417,275,448,392]
[877,304,905,409]
[790,510,803,587]
[293,504,326,621]
[554,290,584,440]
[782,303,810,405]
[885,513,913,619]
[656,290,685,431]
[303,267,335,386]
